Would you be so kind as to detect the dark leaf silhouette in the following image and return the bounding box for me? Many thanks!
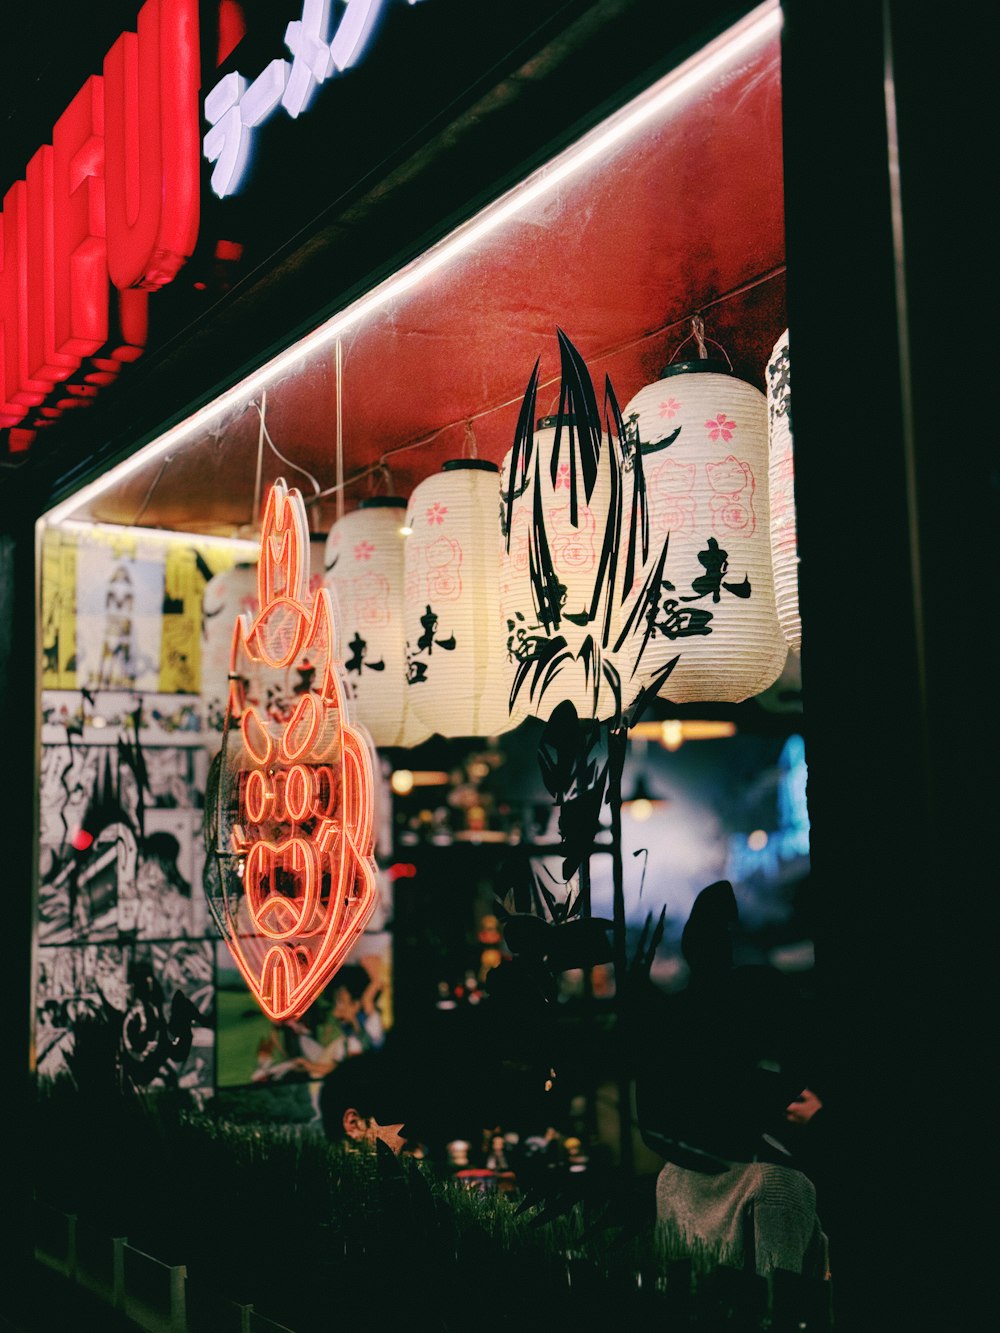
[528,451,563,634]
[628,905,668,985]
[502,913,551,955]
[484,953,557,1009]
[537,700,592,802]
[493,849,535,919]
[618,653,680,733]
[553,327,602,519]
[558,781,607,882]
[545,918,613,970]
[536,701,610,880]
[587,403,623,648]
[503,357,540,551]
[503,913,613,971]
[610,376,649,600]
[495,852,577,923]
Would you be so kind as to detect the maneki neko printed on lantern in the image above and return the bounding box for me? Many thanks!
[210,479,378,1023]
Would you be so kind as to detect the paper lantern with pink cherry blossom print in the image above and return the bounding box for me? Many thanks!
[766,329,801,655]
[403,460,520,738]
[324,500,431,749]
[201,539,328,740]
[620,360,786,704]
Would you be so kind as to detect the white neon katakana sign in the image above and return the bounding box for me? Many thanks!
[204,0,427,199]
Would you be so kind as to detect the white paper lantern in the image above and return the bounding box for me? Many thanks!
[766,329,800,655]
[500,415,632,722]
[403,460,519,737]
[202,540,327,739]
[324,499,431,749]
[621,361,785,703]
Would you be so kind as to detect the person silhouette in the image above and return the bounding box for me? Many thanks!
[636,880,828,1277]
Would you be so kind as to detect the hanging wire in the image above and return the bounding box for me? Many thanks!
[131,454,172,526]
[249,397,322,496]
[335,337,344,523]
[307,419,457,506]
[302,263,782,508]
[251,389,266,526]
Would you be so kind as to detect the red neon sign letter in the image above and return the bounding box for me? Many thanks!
[52,77,109,361]
[1,0,200,451]
[103,0,201,290]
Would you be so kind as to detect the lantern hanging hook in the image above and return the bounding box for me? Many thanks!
[692,315,708,358]
[667,315,734,371]
[463,419,479,459]
[373,461,394,496]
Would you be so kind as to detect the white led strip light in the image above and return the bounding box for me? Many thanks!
[55,518,261,554]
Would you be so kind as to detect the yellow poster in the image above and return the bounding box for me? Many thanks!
[40,528,78,690]
[160,542,237,694]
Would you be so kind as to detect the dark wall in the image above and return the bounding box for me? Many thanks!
[782,0,990,1325]
[0,521,38,1274]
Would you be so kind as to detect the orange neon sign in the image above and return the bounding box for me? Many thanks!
[213,478,378,1022]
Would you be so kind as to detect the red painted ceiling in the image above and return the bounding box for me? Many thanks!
[71,35,785,537]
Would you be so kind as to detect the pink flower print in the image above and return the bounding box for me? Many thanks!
[353,540,375,561]
[555,462,571,490]
[426,503,448,526]
[705,413,736,442]
[659,397,681,419]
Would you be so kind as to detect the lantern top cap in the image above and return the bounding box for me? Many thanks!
[656,358,744,382]
[358,497,408,509]
[536,414,579,431]
[442,459,499,474]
